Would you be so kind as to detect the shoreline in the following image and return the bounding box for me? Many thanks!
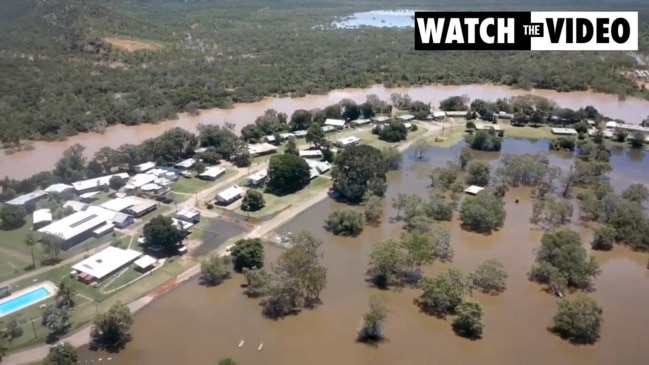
[2,119,448,365]
[2,82,649,180]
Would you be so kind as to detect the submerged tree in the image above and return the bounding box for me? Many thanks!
[368,239,406,288]
[549,295,603,344]
[417,268,472,317]
[42,342,78,365]
[90,302,134,349]
[358,295,388,343]
[470,259,508,294]
[452,298,484,339]
[200,254,231,286]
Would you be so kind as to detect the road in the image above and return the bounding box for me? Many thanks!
[2,121,455,365]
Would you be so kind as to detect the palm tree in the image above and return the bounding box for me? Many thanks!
[24,232,37,268]
[56,279,77,308]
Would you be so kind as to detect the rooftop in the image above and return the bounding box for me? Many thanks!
[101,196,144,212]
[299,149,323,157]
[199,166,226,179]
[38,210,109,241]
[322,126,337,132]
[324,118,346,127]
[172,218,195,231]
[551,128,578,135]
[175,158,196,169]
[134,255,157,270]
[33,209,53,224]
[217,185,243,201]
[44,183,73,194]
[351,119,371,125]
[134,162,156,172]
[177,209,200,219]
[464,185,485,195]
[372,116,390,122]
[72,246,141,280]
[397,114,415,121]
[248,143,278,156]
[127,173,157,188]
[72,173,129,192]
[6,190,47,206]
[247,168,268,182]
[337,136,360,145]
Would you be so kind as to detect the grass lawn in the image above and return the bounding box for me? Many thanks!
[356,125,427,150]
[500,124,556,140]
[0,219,37,257]
[101,267,143,293]
[173,176,212,194]
[430,126,467,148]
[230,176,330,220]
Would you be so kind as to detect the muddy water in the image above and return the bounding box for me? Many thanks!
[78,140,649,365]
[3,84,649,179]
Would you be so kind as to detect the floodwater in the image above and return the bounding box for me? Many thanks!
[2,84,649,179]
[78,139,649,365]
[332,10,420,29]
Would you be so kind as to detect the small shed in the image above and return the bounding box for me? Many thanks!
[32,209,53,229]
[216,185,243,205]
[464,185,485,195]
[134,255,157,272]
[397,114,415,121]
[299,150,323,159]
[247,169,268,186]
[177,209,201,224]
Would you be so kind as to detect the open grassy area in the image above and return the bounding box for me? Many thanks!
[172,169,237,196]
[431,126,468,148]
[356,124,427,150]
[500,124,557,140]
[0,219,37,257]
[101,267,143,293]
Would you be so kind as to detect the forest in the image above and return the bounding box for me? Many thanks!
[1,0,649,142]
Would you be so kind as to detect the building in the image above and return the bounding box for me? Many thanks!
[247,169,268,186]
[93,223,115,238]
[475,124,502,131]
[125,200,158,218]
[279,133,295,141]
[79,191,101,202]
[134,162,156,173]
[551,128,578,136]
[198,166,226,181]
[149,168,177,180]
[605,121,618,129]
[334,136,361,148]
[350,119,371,126]
[140,183,170,196]
[216,185,243,205]
[248,143,278,157]
[32,209,53,230]
[38,210,111,250]
[112,212,135,229]
[71,246,141,283]
[101,196,144,213]
[5,190,47,210]
[403,123,413,129]
[464,185,485,195]
[293,130,308,138]
[72,173,129,193]
[172,218,195,232]
[175,158,196,170]
[498,111,514,119]
[397,114,415,122]
[134,255,157,272]
[124,173,157,190]
[44,184,74,195]
[264,135,277,144]
[322,126,337,133]
[430,111,446,120]
[63,200,88,212]
[324,119,346,129]
[446,111,469,117]
[305,159,331,178]
[299,149,323,159]
[371,116,390,123]
[177,209,201,224]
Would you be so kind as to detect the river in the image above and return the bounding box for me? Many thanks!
[77,139,649,365]
[2,84,649,180]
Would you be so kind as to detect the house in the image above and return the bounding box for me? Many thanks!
[350,119,371,126]
[605,121,618,129]
[279,133,295,141]
[134,162,156,173]
[101,196,144,213]
[194,147,208,154]
[93,223,115,238]
[63,200,88,212]
[72,173,129,193]
[475,124,502,131]
[175,158,196,170]
[112,212,135,229]
[140,183,170,196]
[464,185,485,195]
[124,173,157,191]
[305,159,331,178]
[177,209,201,224]
[299,150,323,159]
[445,111,469,117]
[293,130,308,138]
[371,116,390,123]
[430,111,446,120]
[334,136,361,148]
[265,135,277,144]
[551,128,578,136]
[38,210,111,250]
[172,218,195,232]
[44,183,74,195]
[32,209,53,230]
[199,166,226,181]
[216,185,243,205]
[149,168,177,180]
[324,119,346,129]
[247,169,268,186]
[403,123,413,129]
[397,114,415,122]
[248,143,278,157]
[134,255,157,272]
[125,200,158,218]
[71,246,141,284]
[322,126,337,133]
[79,191,101,203]
[5,190,48,211]
[498,111,514,119]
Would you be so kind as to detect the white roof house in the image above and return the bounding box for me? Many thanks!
[100,196,144,212]
[431,111,447,119]
[335,136,361,147]
[126,173,157,189]
[247,169,268,185]
[44,184,74,194]
[176,209,200,223]
[5,190,47,206]
[305,159,331,175]
[464,185,485,195]
[351,119,371,125]
[324,119,346,128]
[372,116,390,123]
[72,173,129,193]
[134,255,157,270]
[299,150,323,159]
[322,126,337,133]
[248,143,278,156]
[551,128,578,135]
[172,218,195,231]
[140,183,163,192]
[216,185,243,204]
[199,166,226,180]
[293,130,308,138]
[134,162,156,173]
[279,133,295,140]
[33,209,53,226]
[175,158,196,169]
[605,121,618,129]
[72,246,141,281]
[148,168,176,179]
[403,123,413,129]
[397,114,415,121]
[446,111,469,117]
[63,200,88,212]
[38,211,109,242]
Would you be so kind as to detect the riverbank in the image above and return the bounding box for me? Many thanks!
[1,120,449,365]
[2,83,649,179]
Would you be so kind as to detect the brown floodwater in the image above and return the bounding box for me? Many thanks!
[3,84,649,179]
[77,139,649,365]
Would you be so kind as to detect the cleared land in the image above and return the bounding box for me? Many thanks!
[103,37,161,52]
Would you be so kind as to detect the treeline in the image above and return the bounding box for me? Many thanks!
[1,0,649,142]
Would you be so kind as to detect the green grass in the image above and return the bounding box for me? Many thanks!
[356,125,427,149]
[173,177,212,194]
[0,219,36,257]
[500,124,557,140]
[102,267,143,292]
[431,127,468,148]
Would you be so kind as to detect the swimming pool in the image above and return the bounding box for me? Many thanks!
[0,287,51,316]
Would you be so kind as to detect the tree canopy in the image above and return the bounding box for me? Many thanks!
[267,154,311,195]
[230,238,264,272]
[550,295,603,344]
[90,302,134,350]
[332,144,388,203]
[142,215,185,253]
[459,192,506,233]
[42,342,79,365]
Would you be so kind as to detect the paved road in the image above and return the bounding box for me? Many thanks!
[2,121,455,365]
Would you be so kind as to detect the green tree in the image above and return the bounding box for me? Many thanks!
[91,302,134,349]
[290,109,313,130]
[440,96,469,111]
[201,254,231,286]
[358,295,388,343]
[466,130,502,152]
[412,137,434,160]
[630,132,646,149]
[621,183,649,204]
[242,267,271,297]
[232,150,252,168]
[218,358,237,365]
[459,192,506,233]
[194,161,206,174]
[381,146,403,170]
[470,259,508,294]
[590,225,616,251]
[0,335,6,362]
[550,295,603,344]
[417,268,472,317]
[363,193,383,224]
[0,204,26,230]
[41,304,71,339]
[452,298,484,339]
[54,144,87,183]
[6,319,23,340]
[267,154,311,194]
[108,176,126,190]
[368,239,406,288]
[325,209,365,236]
[42,342,79,365]
[197,125,239,159]
[305,123,325,147]
[466,161,491,186]
[429,164,460,191]
[55,279,77,308]
[143,215,184,253]
[230,238,264,272]
[332,144,388,202]
[530,230,601,289]
[459,147,474,170]
[25,232,37,268]
[284,136,299,156]
[378,121,408,142]
[241,189,265,212]
[391,193,408,219]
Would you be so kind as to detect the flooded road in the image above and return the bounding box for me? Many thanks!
[3,84,649,179]
[78,140,649,365]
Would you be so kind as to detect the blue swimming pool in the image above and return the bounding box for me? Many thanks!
[0,287,51,316]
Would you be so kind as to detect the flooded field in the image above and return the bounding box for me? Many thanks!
[332,10,420,29]
[78,139,649,365]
